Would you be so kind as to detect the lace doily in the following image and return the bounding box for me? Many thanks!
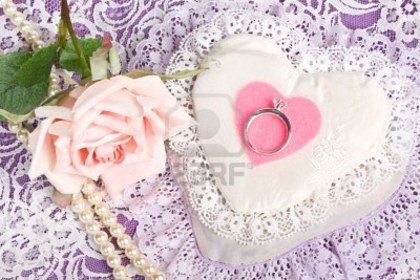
[165,10,419,245]
[0,0,419,279]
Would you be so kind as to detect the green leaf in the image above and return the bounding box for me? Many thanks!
[14,44,58,87]
[0,108,33,123]
[59,38,102,75]
[0,52,49,115]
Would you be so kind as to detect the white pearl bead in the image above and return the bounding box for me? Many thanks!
[85,220,101,234]
[71,199,85,213]
[94,202,109,217]
[48,84,60,92]
[72,193,83,200]
[102,214,117,227]
[49,71,59,79]
[87,192,103,205]
[152,274,165,280]
[116,234,131,249]
[143,264,156,276]
[49,75,59,85]
[32,40,44,51]
[125,245,139,259]
[10,13,24,25]
[81,181,96,195]
[112,266,127,279]
[19,20,31,33]
[48,88,60,97]
[16,130,28,144]
[93,231,108,245]
[100,242,115,256]
[79,209,94,223]
[25,30,39,43]
[109,224,124,237]
[132,254,147,269]
[3,3,17,15]
[106,254,121,268]
[8,122,22,132]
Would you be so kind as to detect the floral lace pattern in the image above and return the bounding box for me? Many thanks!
[0,0,419,279]
[166,10,419,245]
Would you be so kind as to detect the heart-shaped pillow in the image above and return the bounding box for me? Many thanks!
[192,34,391,213]
[166,12,415,265]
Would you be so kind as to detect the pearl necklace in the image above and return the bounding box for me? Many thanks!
[75,181,165,280]
[1,1,165,279]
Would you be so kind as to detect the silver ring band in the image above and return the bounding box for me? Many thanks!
[244,99,292,155]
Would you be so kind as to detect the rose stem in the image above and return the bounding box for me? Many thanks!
[57,18,67,52]
[60,0,91,78]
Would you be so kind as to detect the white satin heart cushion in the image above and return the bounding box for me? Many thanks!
[193,34,391,213]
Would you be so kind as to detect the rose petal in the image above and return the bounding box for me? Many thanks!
[45,170,85,194]
[130,76,195,139]
[85,147,97,166]
[72,109,102,138]
[100,141,167,198]
[69,86,86,99]
[53,137,72,171]
[73,76,134,120]
[130,75,170,99]
[35,106,72,120]
[59,95,76,109]
[84,137,131,166]
[75,124,114,145]
[48,120,72,138]
[71,147,109,180]
[93,112,133,135]
[28,119,55,179]
[162,105,196,139]
[94,145,126,164]
[60,87,86,108]
[124,138,137,153]
[127,116,144,134]
[143,110,166,136]
[95,90,143,117]
[52,189,73,208]
[130,119,154,157]
[131,131,146,155]
[75,132,125,149]
[136,95,160,112]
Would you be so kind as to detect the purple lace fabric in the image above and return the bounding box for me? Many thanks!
[0,0,419,279]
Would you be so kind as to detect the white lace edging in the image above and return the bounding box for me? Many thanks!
[165,10,419,245]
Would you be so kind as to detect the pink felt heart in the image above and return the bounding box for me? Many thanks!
[235,82,321,165]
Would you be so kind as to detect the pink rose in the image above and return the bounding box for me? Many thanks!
[28,75,193,198]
